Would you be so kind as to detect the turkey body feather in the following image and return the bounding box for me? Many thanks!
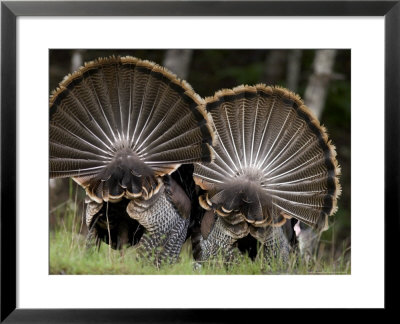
[49,56,214,265]
[193,84,341,262]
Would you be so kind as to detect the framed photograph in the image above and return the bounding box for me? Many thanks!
[1,0,398,322]
[48,48,350,276]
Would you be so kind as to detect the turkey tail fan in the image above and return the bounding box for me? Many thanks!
[194,84,341,232]
[50,56,214,203]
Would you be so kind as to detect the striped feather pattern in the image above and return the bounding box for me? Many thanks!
[194,85,341,231]
[50,56,214,203]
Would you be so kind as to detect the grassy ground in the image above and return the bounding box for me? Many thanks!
[50,203,351,275]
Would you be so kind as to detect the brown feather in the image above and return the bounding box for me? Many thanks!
[194,85,341,233]
[50,56,214,203]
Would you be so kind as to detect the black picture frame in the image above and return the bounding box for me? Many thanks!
[1,0,398,322]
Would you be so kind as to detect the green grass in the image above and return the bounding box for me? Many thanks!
[50,207,351,275]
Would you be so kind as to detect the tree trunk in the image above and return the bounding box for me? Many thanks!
[286,49,302,92]
[304,49,337,118]
[70,49,85,71]
[163,49,193,80]
[263,50,287,85]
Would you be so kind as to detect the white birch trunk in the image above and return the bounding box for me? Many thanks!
[163,49,193,80]
[71,49,85,71]
[304,49,337,118]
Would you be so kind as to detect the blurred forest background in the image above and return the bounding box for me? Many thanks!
[49,49,350,266]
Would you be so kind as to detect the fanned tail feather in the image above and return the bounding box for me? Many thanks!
[50,56,214,203]
[194,85,341,232]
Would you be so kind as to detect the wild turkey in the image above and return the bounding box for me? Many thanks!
[192,85,341,263]
[49,56,214,265]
